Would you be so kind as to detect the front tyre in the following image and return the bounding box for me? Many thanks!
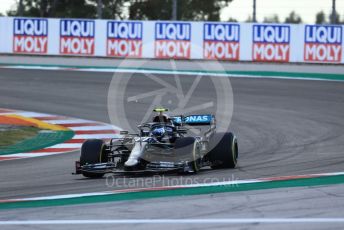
[80,139,107,178]
[174,137,200,173]
[208,132,238,169]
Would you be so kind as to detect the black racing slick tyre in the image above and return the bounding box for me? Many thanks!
[80,139,107,178]
[174,137,200,173]
[208,132,238,169]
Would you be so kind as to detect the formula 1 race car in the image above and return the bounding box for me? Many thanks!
[75,107,238,178]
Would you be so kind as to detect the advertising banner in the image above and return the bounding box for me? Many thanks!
[0,17,343,64]
[154,22,191,59]
[252,24,290,62]
[60,19,95,55]
[304,25,342,63]
[107,21,142,58]
[203,23,240,60]
[13,18,48,54]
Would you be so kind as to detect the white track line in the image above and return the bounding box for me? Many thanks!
[47,119,92,124]
[47,143,82,148]
[10,112,55,117]
[18,192,113,201]
[1,152,61,158]
[69,126,115,131]
[73,134,118,139]
[0,218,344,225]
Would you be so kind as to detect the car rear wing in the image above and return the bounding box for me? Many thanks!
[172,114,215,126]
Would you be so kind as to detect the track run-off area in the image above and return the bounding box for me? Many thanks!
[0,108,120,161]
[0,56,343,230]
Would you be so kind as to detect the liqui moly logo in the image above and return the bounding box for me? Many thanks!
[107,21,142,57]
[203,23,240,60]
[304,25,342,62]
[155,22,191,59]
[13,18,48,54]
[60,20,95,55]
[252,25,290,62]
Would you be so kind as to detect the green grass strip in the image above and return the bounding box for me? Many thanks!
[0,174,343,210]
[0,130,74,155]
[0,126,40,147]
[1,62,344,81]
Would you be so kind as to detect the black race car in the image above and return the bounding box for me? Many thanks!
[75,107,238,178]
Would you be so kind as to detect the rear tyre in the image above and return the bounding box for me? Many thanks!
[208,132,238,169]
[174,137,200,173]
[80,139,107,178]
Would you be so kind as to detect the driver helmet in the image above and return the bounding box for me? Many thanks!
[152,126,166,139]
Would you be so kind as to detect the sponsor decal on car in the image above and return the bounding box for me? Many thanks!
[107,21,142,58]
[155,22,191,59]
[252,24,290,62]
[203,23,240,60]
[60,19,95,55]
[304,25,342,63]
[13,18,48,54]
[173,115,212,124]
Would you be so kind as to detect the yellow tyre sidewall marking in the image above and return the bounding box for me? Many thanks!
[192,141,199,172]
[232,136,237,164]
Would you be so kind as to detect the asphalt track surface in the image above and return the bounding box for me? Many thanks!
[0,60,343,229]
